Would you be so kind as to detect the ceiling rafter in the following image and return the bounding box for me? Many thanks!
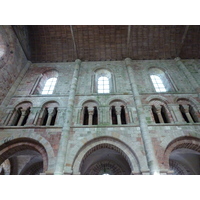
[70,25,78,59]
[23,25,200,62]
[177,25,190,57]
[127,25,131,57]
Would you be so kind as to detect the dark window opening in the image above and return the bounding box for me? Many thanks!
[92,107,98,125]
[121,106,126,124]
[179,105,189,123]
[13,107,22,126]
[161,105,170,123]
[111,106,118,125]
[83,107,89,125]
[42,108,48,125]
[21,107,31,126]
[50,107,57,125]
[152,106,160,123]
[189,105,198,123]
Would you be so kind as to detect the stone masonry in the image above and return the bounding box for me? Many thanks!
[0,26,200,175]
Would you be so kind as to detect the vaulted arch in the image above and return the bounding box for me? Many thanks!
[72,137,141,175]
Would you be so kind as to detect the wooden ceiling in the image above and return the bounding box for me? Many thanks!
[22,25,200,62]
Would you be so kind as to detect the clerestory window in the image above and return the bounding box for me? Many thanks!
[149,67,175,93]
[92,69,115,93]
[32,70,58,95]
[98,76,110,93]
[42,78,57,94]
[150,75,167,92]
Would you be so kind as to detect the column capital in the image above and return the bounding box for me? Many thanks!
[181,104,190,113]
[48,107,55,115]
[21,109,27,116]
[174,57,181,62]
[75,59,81,65]
[125,58,132,66]
[88,107,94,115]
[115,107,121,115]
[154,105,162,112]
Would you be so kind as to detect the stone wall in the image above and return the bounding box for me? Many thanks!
[0,55,200,174]
[0,26,28,104]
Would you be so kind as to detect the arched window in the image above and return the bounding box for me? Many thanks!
[177,99,199,123]
[179,104,199,123]
[41,78,57,94]
[98,76,109,93]
[109,100,129,125]
[150,75,167,92]
[149,68,174,93]
[6,102,32,126]
[81,101,98,125]
[32,70,58,95]
[37,102,59,126]
[149,100,172,124]
[92,69,115,93]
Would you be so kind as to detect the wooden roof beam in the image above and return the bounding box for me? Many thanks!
[70,25,78,59]
[177,25,190,57]
[127,25,131,57]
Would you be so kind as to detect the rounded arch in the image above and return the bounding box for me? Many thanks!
[72,137,141,175]
[175,97,199,110]
[145,95,169,104]
[92,67,116,93]
[108,98,127,106]
[41,69,59,78]
[10,100,33,109]
[0,137,48,174]
[163,136,200,169]
[148,67,175,92]
[41,100,60,108]
[93,67,113,74]
[78,97,100,107]
[0,133,55,172]
[33,69,59,95]
[38,99,62,107]
[148,66,167,73]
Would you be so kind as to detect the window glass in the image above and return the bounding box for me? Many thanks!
[42,78,57,94]
[98,76,110,93]
[150,75,166,92]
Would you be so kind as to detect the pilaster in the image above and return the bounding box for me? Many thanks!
[125,58,160,175]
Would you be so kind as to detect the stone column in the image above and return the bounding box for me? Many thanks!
[37,107,46,125]
[88,108,94,125]
[171,105,185,123]
[115,107,122,125]
[17,109,26,126]
[54,59,81,175]
[109,107,112,124]
[32,108,40,125]
[25,107,39,126]
[125,58,160,175]
[182,105,194,123]
[46,108,55,126]
[155,106,164,123]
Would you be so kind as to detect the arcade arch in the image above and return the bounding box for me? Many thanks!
[72,137,141,175]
